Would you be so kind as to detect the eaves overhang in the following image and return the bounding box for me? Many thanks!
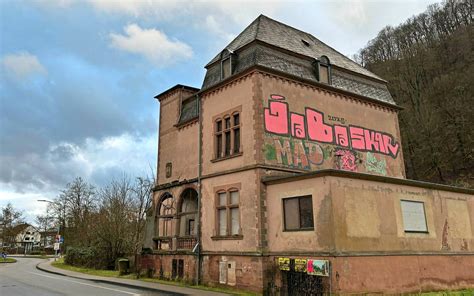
[263,169,474,195]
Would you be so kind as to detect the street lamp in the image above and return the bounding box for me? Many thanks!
[37,199,61,261]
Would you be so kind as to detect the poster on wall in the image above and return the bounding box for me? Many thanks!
[307,259,329,276]
[278,257,290,271]
[294,259,307,272]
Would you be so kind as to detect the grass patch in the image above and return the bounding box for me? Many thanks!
[0,258,17,263]
[51,259,259,295]
[51,259,119,277]
[417,290,474,296]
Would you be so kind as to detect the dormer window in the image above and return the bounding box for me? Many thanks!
[178,96,198,125]
[314,55,331,84]
[220,49,234,80]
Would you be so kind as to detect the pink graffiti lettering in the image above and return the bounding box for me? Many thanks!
[306,108,333,143]
[263,95,400,158]
[364,129,379,151]
[264,101,289,135]
[334,125,349,147]
[270,94,285,100]
[335,149,357,172]
[382,134,400,157]
[349,127,365,150]
[290,113,306,139]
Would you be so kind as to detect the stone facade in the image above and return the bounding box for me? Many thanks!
[144,15,474,295]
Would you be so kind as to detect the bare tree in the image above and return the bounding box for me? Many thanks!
[0,203,24,247]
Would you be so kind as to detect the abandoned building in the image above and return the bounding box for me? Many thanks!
[142,15,474,294]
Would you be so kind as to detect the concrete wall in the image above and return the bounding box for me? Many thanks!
[265,174,474,293]
[259,73,405,178]
[266,175,473,253]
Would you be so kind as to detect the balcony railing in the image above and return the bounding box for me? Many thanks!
[154,237,173,251]
[154,236,197,251]
[176,236,197,250]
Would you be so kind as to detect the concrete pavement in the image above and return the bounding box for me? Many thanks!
[1,257,152,296]
[36,258,230,296]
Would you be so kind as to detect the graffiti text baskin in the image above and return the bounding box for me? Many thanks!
[263,95,400,158]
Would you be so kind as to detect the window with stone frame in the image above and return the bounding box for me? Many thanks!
[214,111,240,159]
[283,195,314,231]
[216,189,240,237]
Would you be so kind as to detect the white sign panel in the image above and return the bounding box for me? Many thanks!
[401,200,427,232]
[54,243,60,251]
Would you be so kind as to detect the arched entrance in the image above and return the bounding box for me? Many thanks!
[177,188,198,250]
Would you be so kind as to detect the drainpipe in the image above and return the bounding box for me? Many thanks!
[195,94,202,285]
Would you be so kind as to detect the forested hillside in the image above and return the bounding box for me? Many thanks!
[357,0,473,187]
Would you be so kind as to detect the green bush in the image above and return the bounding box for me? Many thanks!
[65,247,107,269]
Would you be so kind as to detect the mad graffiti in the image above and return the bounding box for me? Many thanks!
[263,94,400,158]
[264,138,324,170]
[264,137,365,172]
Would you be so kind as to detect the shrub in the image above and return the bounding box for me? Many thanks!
[65,247,107,269]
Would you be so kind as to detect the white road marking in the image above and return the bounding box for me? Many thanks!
[26,271,141,296]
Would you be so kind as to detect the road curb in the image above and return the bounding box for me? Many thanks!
[35,261,185,295]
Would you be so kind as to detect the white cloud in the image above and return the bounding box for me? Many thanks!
[0,132,156,224]
[1,52,47,79]
[109,24,193,66]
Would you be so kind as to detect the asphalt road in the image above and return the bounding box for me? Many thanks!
[0,257,175,296]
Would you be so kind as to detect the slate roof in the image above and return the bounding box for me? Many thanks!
[206,15,383,81]
[203,15,395,105]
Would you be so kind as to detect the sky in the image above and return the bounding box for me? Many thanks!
[0,0,439,224]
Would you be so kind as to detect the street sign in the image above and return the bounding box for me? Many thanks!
[60,237,64,243]
[54,243,60,251]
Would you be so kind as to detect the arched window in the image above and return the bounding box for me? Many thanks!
[313,56,331,84]
[156,193,175,237]
[178,188,198,236]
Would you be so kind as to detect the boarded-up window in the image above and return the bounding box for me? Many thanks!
[319,65,329,84]
[401,200,428,232]
[222,58,231,79]
[178,96,198,124]
[283,195,314,231]
[165,162,172,178]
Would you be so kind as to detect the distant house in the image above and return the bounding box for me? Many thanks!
[14,224,41,252]
[0,223,42,253]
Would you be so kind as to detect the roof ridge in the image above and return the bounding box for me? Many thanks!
[254,15,384,82]
[254,14,262,40]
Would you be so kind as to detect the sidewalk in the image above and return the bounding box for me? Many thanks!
[36,259,230,296]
